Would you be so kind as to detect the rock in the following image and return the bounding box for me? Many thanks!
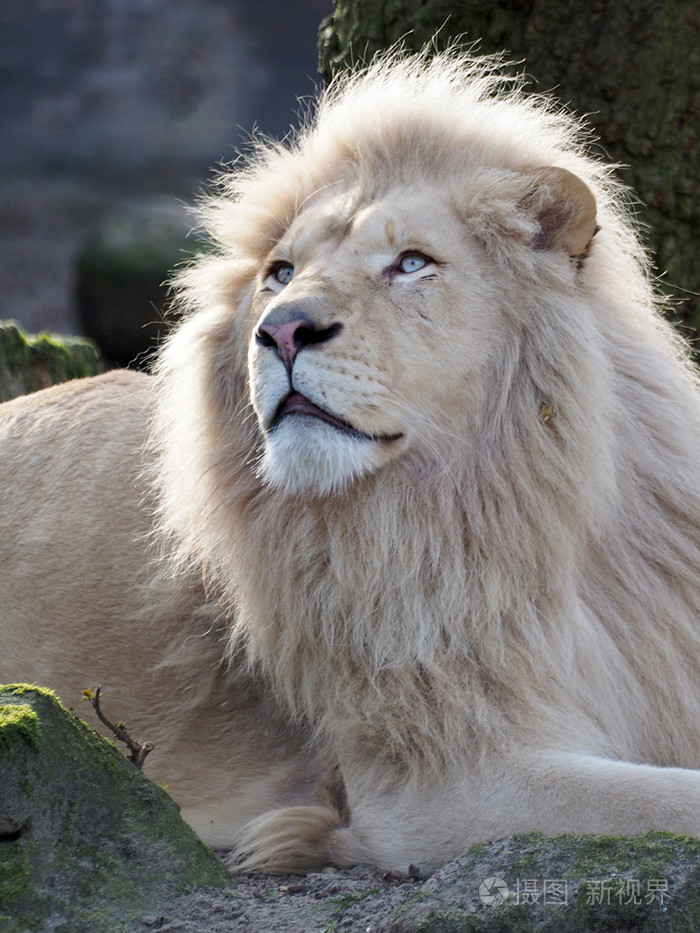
[4,683,699,931]
[0,321,104,403]
[130,831,700,930]
[389,832,700,932]
[0,684,228,933]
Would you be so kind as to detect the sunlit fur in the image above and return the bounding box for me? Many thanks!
[257,417,382,496]
[3,49,700,875]
[155,47,700,772]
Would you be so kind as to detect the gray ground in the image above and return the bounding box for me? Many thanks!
[145,865,421,933]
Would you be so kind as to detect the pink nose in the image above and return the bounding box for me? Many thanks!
[255,311,343,371]
[256,317,312,368]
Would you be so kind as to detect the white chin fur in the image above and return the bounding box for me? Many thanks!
[257,417,380,496]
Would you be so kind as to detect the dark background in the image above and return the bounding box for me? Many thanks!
[0,0,331,336]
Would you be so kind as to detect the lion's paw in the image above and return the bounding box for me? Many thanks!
[227,805,345,874]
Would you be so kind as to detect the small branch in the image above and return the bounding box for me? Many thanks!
[82,685,154,769]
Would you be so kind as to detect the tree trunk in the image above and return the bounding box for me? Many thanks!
[318,0,700,342]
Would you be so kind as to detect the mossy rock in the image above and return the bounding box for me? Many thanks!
[0,684,228,933]
[389,832,700,932]
[0,322,104,403]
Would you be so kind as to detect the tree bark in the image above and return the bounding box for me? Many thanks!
[318,0,700,341]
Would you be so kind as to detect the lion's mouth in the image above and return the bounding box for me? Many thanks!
[270,392,403,443]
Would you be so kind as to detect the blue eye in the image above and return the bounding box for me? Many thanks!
[273,263,294,285]
[397,252,432,274]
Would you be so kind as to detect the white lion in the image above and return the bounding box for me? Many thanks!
[2,51,700,875]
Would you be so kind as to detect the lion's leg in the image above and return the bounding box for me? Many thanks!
[324,752,700,874]
[227,751,700,874]
[504,750,700,839]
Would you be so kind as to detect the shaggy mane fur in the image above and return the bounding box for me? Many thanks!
[153,49,700,787]
[6,48,700,875]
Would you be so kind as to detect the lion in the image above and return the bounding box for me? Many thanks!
[2,50,700,875]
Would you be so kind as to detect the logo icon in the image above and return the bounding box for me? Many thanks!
[479,876,510,907]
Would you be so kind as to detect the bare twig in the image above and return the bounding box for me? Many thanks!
[82,685,154,769]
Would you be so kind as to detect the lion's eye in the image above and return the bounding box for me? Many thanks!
[269,263,294,287]
[396,252,433,274]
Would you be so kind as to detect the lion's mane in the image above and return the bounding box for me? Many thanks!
[152,51,700,777]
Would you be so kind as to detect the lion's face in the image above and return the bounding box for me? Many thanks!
[247,186,499,495]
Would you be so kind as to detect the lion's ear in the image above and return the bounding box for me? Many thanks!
[522,166,597,259]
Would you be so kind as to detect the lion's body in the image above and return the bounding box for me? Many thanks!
[3,52,700,873]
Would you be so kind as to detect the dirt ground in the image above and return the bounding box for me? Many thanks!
[143,864,423,933]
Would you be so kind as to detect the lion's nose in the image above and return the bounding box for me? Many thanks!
[255,309,343,371]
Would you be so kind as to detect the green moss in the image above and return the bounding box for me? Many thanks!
[1,685,122,772]
[0,325,97,375]
[0,704,42,752]
[391,831,700,932]
[0,845,30,901]
[0,322,103,403]
[506,830,700,880]
[0,683,58,699]
[0,684,228,931]
[0,838,49,933]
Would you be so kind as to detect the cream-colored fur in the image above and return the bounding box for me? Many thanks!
[3,51,700,874]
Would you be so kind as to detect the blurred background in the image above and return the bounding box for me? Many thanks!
[1,0,698,383]
[0,0,331,367]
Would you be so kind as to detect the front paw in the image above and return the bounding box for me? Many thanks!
[227,805,345,874]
